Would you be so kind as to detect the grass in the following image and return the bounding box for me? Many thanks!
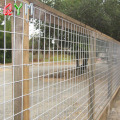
[29,52,73,62]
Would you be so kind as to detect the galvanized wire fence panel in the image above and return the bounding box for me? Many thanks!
[0,0,120,120]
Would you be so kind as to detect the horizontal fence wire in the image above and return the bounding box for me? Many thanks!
[0,0,120,120]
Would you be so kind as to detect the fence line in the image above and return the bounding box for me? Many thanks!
[0,0,120,120]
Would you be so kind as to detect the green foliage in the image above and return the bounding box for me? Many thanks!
[1,0,119,64]
[0,13,12,63]
[41,0,120,41]
[39,0,56,7]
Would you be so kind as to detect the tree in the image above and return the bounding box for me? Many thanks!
[0,13,12,63]
[41,0,120,41]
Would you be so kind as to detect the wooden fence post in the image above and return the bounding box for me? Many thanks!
[12,0,29,120]
[88,32,96,120]
[12,10,23,120]
[108,42,113,98]
[23,2,30,120]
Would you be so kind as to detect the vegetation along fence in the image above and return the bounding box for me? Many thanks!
[0,0,120,120]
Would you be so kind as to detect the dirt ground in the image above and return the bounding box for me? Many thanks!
[107,90,120,120]
[0,61,118,120]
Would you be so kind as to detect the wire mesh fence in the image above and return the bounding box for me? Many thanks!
[0,0,120,120]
